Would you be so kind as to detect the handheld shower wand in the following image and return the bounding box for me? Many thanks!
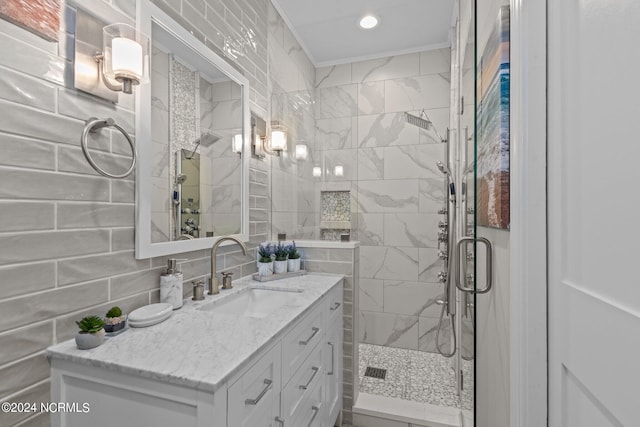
[436,161,456,202]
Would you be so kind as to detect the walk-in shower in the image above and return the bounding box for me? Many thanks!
[353,7,480,421]
[356,107,468,422]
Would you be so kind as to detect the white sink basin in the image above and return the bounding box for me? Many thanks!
[198,288,302,318]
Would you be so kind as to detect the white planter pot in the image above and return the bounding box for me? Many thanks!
[274,260,288,274]
[287,258,301,272]
[75,329,105,350]
[257,261,273,276]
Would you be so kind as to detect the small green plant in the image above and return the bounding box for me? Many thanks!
[105,306,122,318]
[76,315,105,334]
[258,243,273,263]
[274,241,288,261]
[286,241,300,259]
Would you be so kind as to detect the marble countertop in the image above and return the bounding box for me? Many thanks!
[47,273,343,393]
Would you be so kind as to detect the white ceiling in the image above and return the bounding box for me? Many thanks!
[271,0,456,67]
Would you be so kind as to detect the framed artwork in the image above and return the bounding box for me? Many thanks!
[0,0,60,42]
[476,6,510,229]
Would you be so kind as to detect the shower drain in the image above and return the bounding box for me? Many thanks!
[364,366,387,380]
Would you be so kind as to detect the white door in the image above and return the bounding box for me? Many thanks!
[547,1,640,426]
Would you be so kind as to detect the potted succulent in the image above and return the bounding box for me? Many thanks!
[257,243,274,276]
[75,315,106,350]
[104,306,126,333]
[273,241,289,274]
[286,241,301,272]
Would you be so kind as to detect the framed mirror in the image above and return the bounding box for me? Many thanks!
[135,0,250,258]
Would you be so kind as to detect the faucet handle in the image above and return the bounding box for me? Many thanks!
[221,271,234,290]
[192,280,205,301]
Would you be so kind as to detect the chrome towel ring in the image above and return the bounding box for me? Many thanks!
[81,117,136,179]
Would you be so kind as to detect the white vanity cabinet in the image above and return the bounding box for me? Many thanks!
[49,278,343,427]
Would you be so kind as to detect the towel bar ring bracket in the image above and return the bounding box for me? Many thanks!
[81,117,136,179]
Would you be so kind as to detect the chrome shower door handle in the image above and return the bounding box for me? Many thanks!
[455,236,493,294]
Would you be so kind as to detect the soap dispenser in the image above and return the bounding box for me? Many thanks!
[160,259,184,309]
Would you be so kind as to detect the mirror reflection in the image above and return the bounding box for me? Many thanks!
[150,21,243,243]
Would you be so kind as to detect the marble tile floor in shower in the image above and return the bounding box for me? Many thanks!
[359,343,473,410]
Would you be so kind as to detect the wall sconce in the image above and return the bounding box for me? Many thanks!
[251,114,267,159]
[99,24,149,94]
[334,165,344,177]
[313,166,322,178]
[295,144,308,160]
[269,122,288,156]
[232,134,243,155]
[74,10,149,102]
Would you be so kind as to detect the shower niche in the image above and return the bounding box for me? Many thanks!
[320,190,351,240]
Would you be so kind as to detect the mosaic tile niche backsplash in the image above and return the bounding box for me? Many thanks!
[321,191,351,240]
[322,191,351,221]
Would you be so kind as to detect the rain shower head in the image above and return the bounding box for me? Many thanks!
[185,131,220,159]
[193,131,220,147]
[404,111,432,130]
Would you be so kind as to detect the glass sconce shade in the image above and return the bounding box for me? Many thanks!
[334,165,344,177]
[270,123,287,153]
[102,23,149,92]
[313,166,322,177]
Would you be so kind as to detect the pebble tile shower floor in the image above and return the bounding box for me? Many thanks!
[359,343,473,410]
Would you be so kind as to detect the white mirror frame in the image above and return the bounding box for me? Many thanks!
[135,0,250,259]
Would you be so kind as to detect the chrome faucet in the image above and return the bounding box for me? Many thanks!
[209,236,248,295]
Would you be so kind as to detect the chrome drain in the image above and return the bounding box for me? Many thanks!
[364,366,387,380]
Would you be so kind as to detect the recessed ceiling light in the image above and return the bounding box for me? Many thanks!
[359,15,379,30]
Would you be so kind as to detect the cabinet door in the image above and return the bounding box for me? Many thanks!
[325,316,343,426]
[228,344,281,427]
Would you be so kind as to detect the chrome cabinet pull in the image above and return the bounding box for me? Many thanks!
[455,236,493,294]
[330,302,341,311]
[244,379,272,405]
[299,366,320,390]
[307,405,321,427]
[327,342,335,375]
[275,416,285,426]
[299,327,320,345]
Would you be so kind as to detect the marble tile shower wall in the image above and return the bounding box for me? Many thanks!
[0,0,303,425]
[268,3,318,240]
[314,49,452,352]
